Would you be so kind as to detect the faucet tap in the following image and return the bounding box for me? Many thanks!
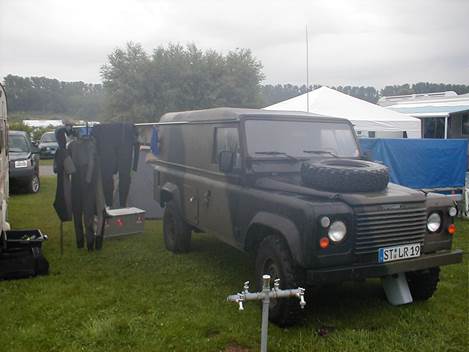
[297,288,306,309]
[243,281,250,294]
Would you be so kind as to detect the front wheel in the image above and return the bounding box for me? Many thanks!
[406,267,440,301]
[163,202,191,253]
[255,235,303,327]
[27,174,40,193]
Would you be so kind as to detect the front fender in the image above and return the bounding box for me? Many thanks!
[248,211,303,265]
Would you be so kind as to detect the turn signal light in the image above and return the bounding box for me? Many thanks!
[319,237,330,249]
[448,224,456,235]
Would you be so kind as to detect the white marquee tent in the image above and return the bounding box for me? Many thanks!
[264,87,422,138]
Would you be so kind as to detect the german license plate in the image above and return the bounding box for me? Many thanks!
[378,243,421,263]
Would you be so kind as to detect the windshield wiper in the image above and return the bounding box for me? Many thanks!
[303,150,338,158]
[255,151,300,161]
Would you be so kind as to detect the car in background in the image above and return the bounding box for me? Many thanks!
[8,130,40,193]
[38,131,58,159]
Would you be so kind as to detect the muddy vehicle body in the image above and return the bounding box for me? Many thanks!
[151,108,462,326]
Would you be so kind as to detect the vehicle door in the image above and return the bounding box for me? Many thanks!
[198,124,242,246]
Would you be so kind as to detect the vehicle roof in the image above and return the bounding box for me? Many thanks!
[159,107,350,124]
[9,130,28,136]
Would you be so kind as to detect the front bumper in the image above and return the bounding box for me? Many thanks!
[40,149,56,158]
[306,249,463,284]
[9,166,35,179]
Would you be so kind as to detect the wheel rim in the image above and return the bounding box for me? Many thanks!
[31,176,40,192]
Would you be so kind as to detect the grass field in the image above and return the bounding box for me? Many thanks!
[1,177,467,352]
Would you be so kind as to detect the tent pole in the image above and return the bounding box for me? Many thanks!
[444,116,448,139]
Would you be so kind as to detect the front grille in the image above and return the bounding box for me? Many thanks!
[354,206,426,256]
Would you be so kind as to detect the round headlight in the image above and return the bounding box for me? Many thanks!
[448,207,457,217]
[427,212,441,232]
[328,221,347,242]
[320,216,331,228]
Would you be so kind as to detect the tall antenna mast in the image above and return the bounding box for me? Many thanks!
[306,25,310,112]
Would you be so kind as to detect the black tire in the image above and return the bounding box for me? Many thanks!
[26,174,40,194]
[255,235,303,327]
[163,202,191,253]
[406,267,440,301]
[301,158,389,193]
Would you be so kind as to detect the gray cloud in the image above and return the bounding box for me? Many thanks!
[0,0,468,87]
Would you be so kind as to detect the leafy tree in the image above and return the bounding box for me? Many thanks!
[101,42,264,122]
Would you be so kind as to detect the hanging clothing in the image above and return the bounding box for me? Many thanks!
[53,148,75,222]
[69,138,97,250]
[92,123,139,207]
[53,126,76,222]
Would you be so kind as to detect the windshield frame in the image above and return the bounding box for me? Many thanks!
[242,116,361,161]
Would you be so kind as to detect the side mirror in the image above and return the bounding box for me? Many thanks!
[218,151,235,173]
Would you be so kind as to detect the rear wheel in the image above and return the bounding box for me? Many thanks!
[26,174,40,194]
[163,202,191,253]
[406,267,440,301]
[255,235,303,327]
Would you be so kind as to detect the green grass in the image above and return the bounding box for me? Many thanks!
[39,159,54,166]
[1,177,468,352]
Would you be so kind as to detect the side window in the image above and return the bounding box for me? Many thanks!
[213,127,240,167]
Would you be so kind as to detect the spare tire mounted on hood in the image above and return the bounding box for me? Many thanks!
[301,158,389,193]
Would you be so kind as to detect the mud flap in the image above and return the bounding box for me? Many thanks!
[382,273,413,305]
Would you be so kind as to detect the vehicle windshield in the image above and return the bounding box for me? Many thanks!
[245,120,359,159]
[41,132,56,143]
[8,135,30,153]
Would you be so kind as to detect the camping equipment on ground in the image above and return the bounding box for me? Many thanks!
[102,207,145,239]
[227,275,306,352]
[0,229,49,280]
[53,122,145,253]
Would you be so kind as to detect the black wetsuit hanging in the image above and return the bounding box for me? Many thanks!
[92,123,139,207]
[53,126,75,222]
[68,137,98,250]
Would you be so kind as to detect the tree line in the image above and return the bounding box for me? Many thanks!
[3,42,469,122]
[3,75,104,119]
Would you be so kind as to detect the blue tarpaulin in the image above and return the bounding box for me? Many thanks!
[359,138,467,189]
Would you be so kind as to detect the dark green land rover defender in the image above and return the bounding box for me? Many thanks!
[150,108,462,326]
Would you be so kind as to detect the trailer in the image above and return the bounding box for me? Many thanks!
[0,83,49,279]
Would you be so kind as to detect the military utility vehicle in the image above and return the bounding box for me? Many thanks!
[150,108,462,326]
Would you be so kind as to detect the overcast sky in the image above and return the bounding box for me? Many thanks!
[1,0,468,88]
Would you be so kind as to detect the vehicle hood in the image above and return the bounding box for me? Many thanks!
[8,152,31,161]
[39,142,58,148]
[254,175,426,206]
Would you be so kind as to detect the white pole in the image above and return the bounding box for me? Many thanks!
[306,25,310,113]
[444,116,448,139]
